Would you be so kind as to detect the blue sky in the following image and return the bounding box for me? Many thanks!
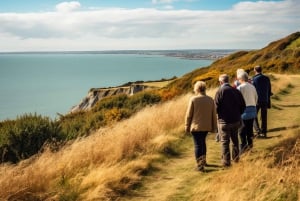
[0,0,298,51]
[0,0,282,11]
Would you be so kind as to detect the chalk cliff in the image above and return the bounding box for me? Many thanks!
[70,84,158,113]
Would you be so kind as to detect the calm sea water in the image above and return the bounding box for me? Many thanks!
[0,53,213,121]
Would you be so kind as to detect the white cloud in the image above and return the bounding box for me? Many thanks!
[56,1,81,12]
[152,0,175,4]
[0,0,299,51]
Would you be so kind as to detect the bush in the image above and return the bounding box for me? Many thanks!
[59,91,162,140]
[126,91,161,111]
[0,114,61,163]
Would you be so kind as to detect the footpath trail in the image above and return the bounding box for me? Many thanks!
[120,74,300,201]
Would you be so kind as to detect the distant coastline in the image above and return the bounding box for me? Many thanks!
[0,49,239,60]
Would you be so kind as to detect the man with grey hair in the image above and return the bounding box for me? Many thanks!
[237,71,258,152]
[215,74,246,167]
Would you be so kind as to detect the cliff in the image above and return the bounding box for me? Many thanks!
[70,84,158,113]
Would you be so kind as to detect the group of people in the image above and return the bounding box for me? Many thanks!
[185,65,272,171]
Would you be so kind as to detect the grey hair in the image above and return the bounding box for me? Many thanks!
[237,71,249,82]
[236,68,245,75]
[218,74,229,83]
[194,81,206,95]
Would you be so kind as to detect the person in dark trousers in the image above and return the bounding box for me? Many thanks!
[185,81,217,172]
[237,71,258,153]
[215,74,246,167]
[252,66,272,138]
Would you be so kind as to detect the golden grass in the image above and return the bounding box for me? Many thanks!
[192,129,300,201]
[0,87,205,200]
[143,80,172,88]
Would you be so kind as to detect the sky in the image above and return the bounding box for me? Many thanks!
[0,0,299,51]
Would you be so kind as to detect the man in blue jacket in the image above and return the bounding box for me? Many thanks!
[215,74,246,167]
[252,66,272,138]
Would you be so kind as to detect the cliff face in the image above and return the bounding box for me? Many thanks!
[70,84,157,113]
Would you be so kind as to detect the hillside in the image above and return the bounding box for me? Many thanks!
[168,31,300,92]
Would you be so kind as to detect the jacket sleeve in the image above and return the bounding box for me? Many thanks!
[214,90,221,115]
[211,102,218,133]
[185,99,194,132]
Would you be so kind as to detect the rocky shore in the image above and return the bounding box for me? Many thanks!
[70,84,159,113]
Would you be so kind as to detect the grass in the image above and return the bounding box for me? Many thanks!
[0,74,299,200]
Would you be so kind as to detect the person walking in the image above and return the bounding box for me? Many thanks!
[237,71,258,153]
[252,66,272,138]
[215,74,246,167]
[185,81,217,172]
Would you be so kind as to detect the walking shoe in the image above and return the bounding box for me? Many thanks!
[195,166,205,172]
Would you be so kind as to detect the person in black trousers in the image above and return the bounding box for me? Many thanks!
[252,66,272,138]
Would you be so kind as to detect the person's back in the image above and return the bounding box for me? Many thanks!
[252,73,271,104]
[215,74,245,167]
[252,66,272,137]
[237,71,258,152]
[215,82,245,124]
[187,95,216,132]
[185,81,217,172]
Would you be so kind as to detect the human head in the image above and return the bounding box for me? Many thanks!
[218,74,229,84]
[237,71,249,82]
[254,65,262,74]
[193,81,206,95]
[236,68,245,77]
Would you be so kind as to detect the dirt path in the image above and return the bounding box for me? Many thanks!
[120,74,300,201]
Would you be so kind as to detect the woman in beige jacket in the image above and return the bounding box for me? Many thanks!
[185,81,217,172]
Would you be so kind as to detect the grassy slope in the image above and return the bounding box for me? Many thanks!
[167,32,300,93]
[120,74,300,201]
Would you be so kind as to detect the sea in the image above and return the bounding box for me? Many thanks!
[0,51,228,121]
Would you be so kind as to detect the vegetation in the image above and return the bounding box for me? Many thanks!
[0,114,61,163]
[169,31,300,93]
[59,91,162,139]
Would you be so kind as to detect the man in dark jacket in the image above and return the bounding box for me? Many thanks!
[252,66,272,138]
[215,74,246,167]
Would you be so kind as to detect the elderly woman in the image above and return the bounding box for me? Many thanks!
[185,81,217,172]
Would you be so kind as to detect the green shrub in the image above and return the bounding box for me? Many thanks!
[59,91,162,140]
[0,114,61,163]
[126,91,161,111]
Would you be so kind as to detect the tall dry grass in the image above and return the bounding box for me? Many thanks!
[0,89,219,200]
[192,129,300,201]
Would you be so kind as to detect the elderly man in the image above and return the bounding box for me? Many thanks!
[237,71,258,152]
[252,66,272,138]
[215,74,246,167]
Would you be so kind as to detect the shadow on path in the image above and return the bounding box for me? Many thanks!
[268,125,300,133]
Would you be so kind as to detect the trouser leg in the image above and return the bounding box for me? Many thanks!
[219,123,231,166]
[230,122,240,162]
[239,121,247,152]
[192,132,208,168]
[244,118,254,147]
[260,105,268,135]
[253,105,261,132]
